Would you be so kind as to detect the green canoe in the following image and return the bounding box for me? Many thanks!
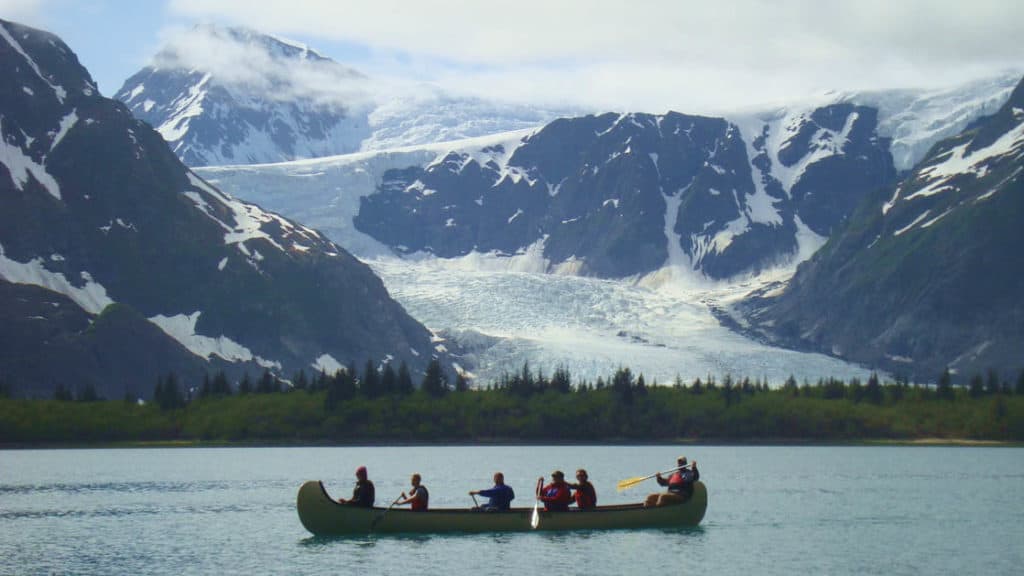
[296,480,707,535]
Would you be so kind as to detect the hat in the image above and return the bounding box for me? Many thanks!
[355,466,367,477]
[677,456,688,465]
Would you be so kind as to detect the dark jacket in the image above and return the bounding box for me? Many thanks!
[349,479,375,507]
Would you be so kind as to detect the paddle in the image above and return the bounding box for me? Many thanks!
[370,493,404,530]
[616,464,689,492]
[531,477,542,529]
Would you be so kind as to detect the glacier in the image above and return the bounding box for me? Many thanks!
[197,73,1022,386]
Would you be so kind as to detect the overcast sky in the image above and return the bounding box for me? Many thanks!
[3,0,1023,114]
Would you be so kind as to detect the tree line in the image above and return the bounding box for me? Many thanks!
[2,361,1022,444]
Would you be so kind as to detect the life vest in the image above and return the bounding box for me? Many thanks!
[411,485,429,511]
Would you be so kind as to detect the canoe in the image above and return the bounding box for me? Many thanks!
[296,480,707,535]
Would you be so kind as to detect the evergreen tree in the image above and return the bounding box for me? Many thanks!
[397,362,414,395]
[612,367,634,405]
[937,367,954,401]
[968,374,985,398]
[362,359,381,398]
[77,383,100,402]
[157,372,183,411]
[422,358,448,397]
[635,373,648,397]
[986,369,1001,395]
[865,372,883,405]
[256,369,277,394]
[199,373,212,399]
[212,371,231,396]
[455,372,470,392]
[690,377,703,395]
[381,364,397,395]
[1017,369,1024,396]
[54,383,73,401]
[551,366,572,394]
[293,369,309,391]
[238,372,252,395]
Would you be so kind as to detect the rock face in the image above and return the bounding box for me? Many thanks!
[738,76,1024,383]
[355,106,897,279]
[0,19,442,399]
[115,24,575,167]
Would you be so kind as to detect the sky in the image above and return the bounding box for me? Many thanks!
[2,0,1023,114]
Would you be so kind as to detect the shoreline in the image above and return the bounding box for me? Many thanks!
[2,437,1021,449]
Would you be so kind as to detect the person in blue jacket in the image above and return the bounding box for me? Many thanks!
[469,472,515,511]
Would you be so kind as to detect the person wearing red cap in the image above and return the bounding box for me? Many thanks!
[338,465,375,507]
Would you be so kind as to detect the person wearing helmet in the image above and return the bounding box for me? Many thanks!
[338,465,375,507]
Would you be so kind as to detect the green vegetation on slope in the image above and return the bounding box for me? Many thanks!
[3,365,1023,444]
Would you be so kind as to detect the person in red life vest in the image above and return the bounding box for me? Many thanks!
[570,468,597,510]
[645,456,699,506]
[396,473,429,511]
[537,470,573,511]
[338,465,375,507]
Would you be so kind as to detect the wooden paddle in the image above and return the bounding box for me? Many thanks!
[616,464,689,492]
[370,493,404,529]
[530,478,542,529]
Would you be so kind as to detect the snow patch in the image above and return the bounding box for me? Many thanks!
[0,242,114,314]
[312,353,343,375]
[149,311,281,369]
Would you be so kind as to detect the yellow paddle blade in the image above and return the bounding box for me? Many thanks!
[616,476,649,492]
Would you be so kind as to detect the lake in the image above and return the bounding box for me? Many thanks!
[1,445,1021,575]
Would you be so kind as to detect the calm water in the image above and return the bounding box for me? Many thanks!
[1,445,1022,575]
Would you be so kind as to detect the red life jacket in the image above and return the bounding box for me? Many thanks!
[574,482,597,509]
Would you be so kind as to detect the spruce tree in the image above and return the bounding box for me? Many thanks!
[1017,369,1024,396]
[986,369,1001,395]
[238,373,252,395]
[455,372,470,392]
[937,367,954,401]
[397,362,414,395]
[212,371,231,396]
[381,363,397,396]
[362,359,381,398]
[422,358,448,397]
[865,372,883,405]
[969,374,984,398]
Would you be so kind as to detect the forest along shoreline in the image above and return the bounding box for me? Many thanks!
[2,365,1023,445]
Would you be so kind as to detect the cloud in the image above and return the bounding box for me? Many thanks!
[154,24,382,110]
[0,0,47,25]
[166,0,1024,113]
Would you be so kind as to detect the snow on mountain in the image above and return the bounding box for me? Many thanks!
[116,24,577,167]
[199,72,1021,385]
[0,19,443,399]
[737,76,1024,382]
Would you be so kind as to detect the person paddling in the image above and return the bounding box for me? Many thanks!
[537,470,573,511]
[337,465,375,507]
[395,473,429,511]
[645,456,698,506]
[469,472,515,511]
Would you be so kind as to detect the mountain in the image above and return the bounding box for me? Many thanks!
[736,76,1024,382]
[352,105,896,279]
[198,75,1018,284]
[115,24,576,167]
[0,19,443,399]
